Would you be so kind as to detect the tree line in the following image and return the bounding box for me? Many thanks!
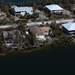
[0,0,75,6]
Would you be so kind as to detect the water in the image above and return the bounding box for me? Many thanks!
[0,0,75,74]
[0,46,75,74]
[3,0,39,3]
[5,0,25,3]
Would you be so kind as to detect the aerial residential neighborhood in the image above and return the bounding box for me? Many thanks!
[1,0,75,73]
[0,2,75,53]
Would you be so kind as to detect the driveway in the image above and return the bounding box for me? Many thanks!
[39,14,49,20]
[63,9,73,18]
[35,9,49,20]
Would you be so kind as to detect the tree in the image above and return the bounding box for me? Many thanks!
[0,0,4,4]
[31,13,39,18]
[8,2,14,6]
[52,29,63,37]
[1,4,11,17]
[0,35,4,52]
[72,0,75,4]
[37,5,44,11]
[45,0,53,4]
[17,24,26,35]
[26,34,36,45]
[50,21,56,29]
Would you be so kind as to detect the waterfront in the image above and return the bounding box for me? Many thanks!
[0,0,75,74]
[0,45,75,74]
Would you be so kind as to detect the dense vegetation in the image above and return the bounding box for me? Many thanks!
[1,0,75,14]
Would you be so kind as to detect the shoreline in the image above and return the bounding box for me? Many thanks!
[0,47,43,56]
[0,43,75,57]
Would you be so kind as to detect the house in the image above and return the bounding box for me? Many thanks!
[28,26,50,41]
[38,26,51,35]
[11,5,33,16]
[2,30,18,48]
[62,22,75,34]
[2,31,13,47]
[28,26,46,41]
[45,4,63,14]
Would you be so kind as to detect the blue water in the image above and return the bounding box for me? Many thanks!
[0,46,75,74]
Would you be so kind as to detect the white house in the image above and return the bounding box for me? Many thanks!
[62,22,75,34]
[45,4,63,13]
[11,5,33,16]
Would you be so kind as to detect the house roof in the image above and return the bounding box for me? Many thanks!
[39,26,51,31]
[11,5,18,8]
[11,5,33,14]
[20,12,25,16]
[45,4,63,11]
[29,26,44,36]
[62,22,75,31]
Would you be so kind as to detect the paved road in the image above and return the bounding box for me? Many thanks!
[0,19,74,29]
[27,19,74,26]
[0,24,18,29]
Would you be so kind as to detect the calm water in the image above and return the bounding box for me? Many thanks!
[0,0,75,74]
[0,46,75,74]
[4,0,38,3]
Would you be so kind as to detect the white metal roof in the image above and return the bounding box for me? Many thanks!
[45,4,63,11]
[11,5,18,9]
[62,22,75,31]
[12,6,33,15]
[20,12,25,16]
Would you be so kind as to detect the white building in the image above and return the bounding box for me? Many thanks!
[11,5,33,16]
[62,22,75,34]
[45,4,63,13]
